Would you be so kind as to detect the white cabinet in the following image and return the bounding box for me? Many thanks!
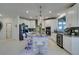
[77,4,79,26]
[29,21,35,28]
[63,35,79,55]
[51,33,57,42]
[66,4,78,27]
[72,37,79,55]
[63,35,72,54]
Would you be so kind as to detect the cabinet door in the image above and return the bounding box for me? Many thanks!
[72,37,79,55]
[66,5,78,27]
[6,23,12,40]
[51,33,57,42]
[72,5,78,27]
[63,36,72,54]
[30,21,35,28]
[77,4,79,26]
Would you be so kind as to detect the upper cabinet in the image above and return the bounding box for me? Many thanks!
[77,4,79,26]
[66,4,78,27]
[29,21,35,28]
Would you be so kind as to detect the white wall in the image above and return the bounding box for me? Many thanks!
[0,17,19,40]
[12,18,19,40]
[0,18,4,40]
[45,19,58,33]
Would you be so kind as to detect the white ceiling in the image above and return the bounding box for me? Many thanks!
[0,3,75,19]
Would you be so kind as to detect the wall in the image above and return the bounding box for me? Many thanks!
[45,19,58,33]
[12,18,19,40]
[0,17,19,40]
[0,17,4,40]
[0,17,12,40]
[18,18,35,28]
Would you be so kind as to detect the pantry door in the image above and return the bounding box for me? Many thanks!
[6,23,12,40]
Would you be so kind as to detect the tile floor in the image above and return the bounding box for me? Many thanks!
[0,37,70,55]
[48,38,70,55]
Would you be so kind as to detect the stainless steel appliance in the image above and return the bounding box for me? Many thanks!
[56,33,63,48]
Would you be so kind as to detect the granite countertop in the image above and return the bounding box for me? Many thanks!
[53,31,79,37]
[64,34,79,37]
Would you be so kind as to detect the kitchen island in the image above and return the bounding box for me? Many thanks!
[25,32,48,55]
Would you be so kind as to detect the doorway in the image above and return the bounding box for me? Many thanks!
[6,23,12,40]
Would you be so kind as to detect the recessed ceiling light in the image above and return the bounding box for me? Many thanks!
[0,14,2,17]
[26,10,29,14]
[49,11,52,13]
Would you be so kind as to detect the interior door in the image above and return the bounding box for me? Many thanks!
[6,23,12,40]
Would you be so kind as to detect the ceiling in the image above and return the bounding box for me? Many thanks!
[0,3,75,19]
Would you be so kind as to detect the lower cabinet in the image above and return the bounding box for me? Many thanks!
[51,33,57,42]
[63,35,79,55]
[72,37,79,55]
[63,35,72,54]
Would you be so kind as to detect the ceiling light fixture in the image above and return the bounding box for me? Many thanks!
[26,10,29,14]
[0,14,2,17]
[49,11,52,13]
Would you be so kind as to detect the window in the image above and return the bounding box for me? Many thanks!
[58,16,66,32]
